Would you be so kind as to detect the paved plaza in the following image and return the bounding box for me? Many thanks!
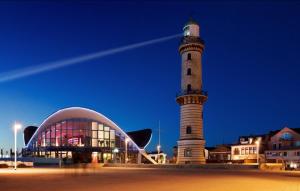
[0,167,299,191]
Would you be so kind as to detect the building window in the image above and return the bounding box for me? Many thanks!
[273,143,277,150]
[278,143,282,149]
[234,148,240,155]
[187,68,191,76]
[184,148,192,157]
[187,53,191,60]
[186,126,192,134]
[241,148,245,155]
[187,84,192,92]
[249,147,253,154]
[245,147,249,155]
[283,152,287,157]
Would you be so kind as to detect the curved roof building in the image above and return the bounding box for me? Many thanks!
[23,107,155,164]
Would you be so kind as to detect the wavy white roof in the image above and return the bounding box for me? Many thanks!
[26,107,142,150]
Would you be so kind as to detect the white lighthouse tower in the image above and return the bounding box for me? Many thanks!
[176,18,207,164]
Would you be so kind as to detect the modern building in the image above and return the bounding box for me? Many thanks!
[22,107,156,164]
[176,18,207,164]
[206,145,231,163]
[265,127,300,168]
[231,135,266,163]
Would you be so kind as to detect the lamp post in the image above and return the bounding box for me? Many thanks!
[13,122,22,170]
[255,140,260,166]
[125,137,129,163]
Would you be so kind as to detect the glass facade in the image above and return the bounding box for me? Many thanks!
[25,118,139,163]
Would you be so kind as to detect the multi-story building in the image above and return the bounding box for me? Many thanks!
[206,145,231,163]
[231,135,267,163]
[265,127,300,168]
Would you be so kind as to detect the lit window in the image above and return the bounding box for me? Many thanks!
[184,26,190,36]
[234,148,240,155]
[184,148,192,157]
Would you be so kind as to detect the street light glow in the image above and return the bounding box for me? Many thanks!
[13,122,22,170]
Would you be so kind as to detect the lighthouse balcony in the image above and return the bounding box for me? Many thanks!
[180,36,205,46]
[176,90,208,97]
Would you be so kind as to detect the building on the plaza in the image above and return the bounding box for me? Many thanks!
[231,135,267,163]
[22,107,157,164]
[176,18,207,164]
[265,127,300,168]
[206,145,231,163]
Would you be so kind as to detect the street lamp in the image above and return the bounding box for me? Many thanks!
[13,122,22,170]
[157,145,161,154]
[125,137,130,163]
[255,140,260,166]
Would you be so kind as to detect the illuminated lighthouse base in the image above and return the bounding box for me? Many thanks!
[177,139,206,164]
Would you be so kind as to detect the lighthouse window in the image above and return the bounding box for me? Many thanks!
[187,53,191,60]
[184,148,192,157]
[187,84,192,92]
[187,68,191,75]
[186,126,192,134]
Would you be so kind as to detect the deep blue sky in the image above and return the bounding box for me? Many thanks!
[0,1,300,156]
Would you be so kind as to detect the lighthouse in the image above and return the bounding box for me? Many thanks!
[176,18,207,164]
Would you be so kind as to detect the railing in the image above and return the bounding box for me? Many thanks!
[176,90,208,97]
[180,36,205,46]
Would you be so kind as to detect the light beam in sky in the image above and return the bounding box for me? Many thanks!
[0,33,181,83]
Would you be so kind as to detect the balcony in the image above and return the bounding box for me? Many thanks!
[176,90,208,97]
[180,36,205,46]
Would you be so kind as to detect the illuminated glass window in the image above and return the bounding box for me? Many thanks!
[184,148,192,157]
[98,131,104,139]
[92,122,98,131]
[92,131,97,139]
[245,147,249,155]
[92,139,97,147]
[104,131,110,139]
[234,148,240,155]
[184,26,190,36]
[249,147,253,154]
[110,130,115,140]
[98,124,104,131]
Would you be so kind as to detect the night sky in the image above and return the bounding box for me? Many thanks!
[0,1,300,156]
